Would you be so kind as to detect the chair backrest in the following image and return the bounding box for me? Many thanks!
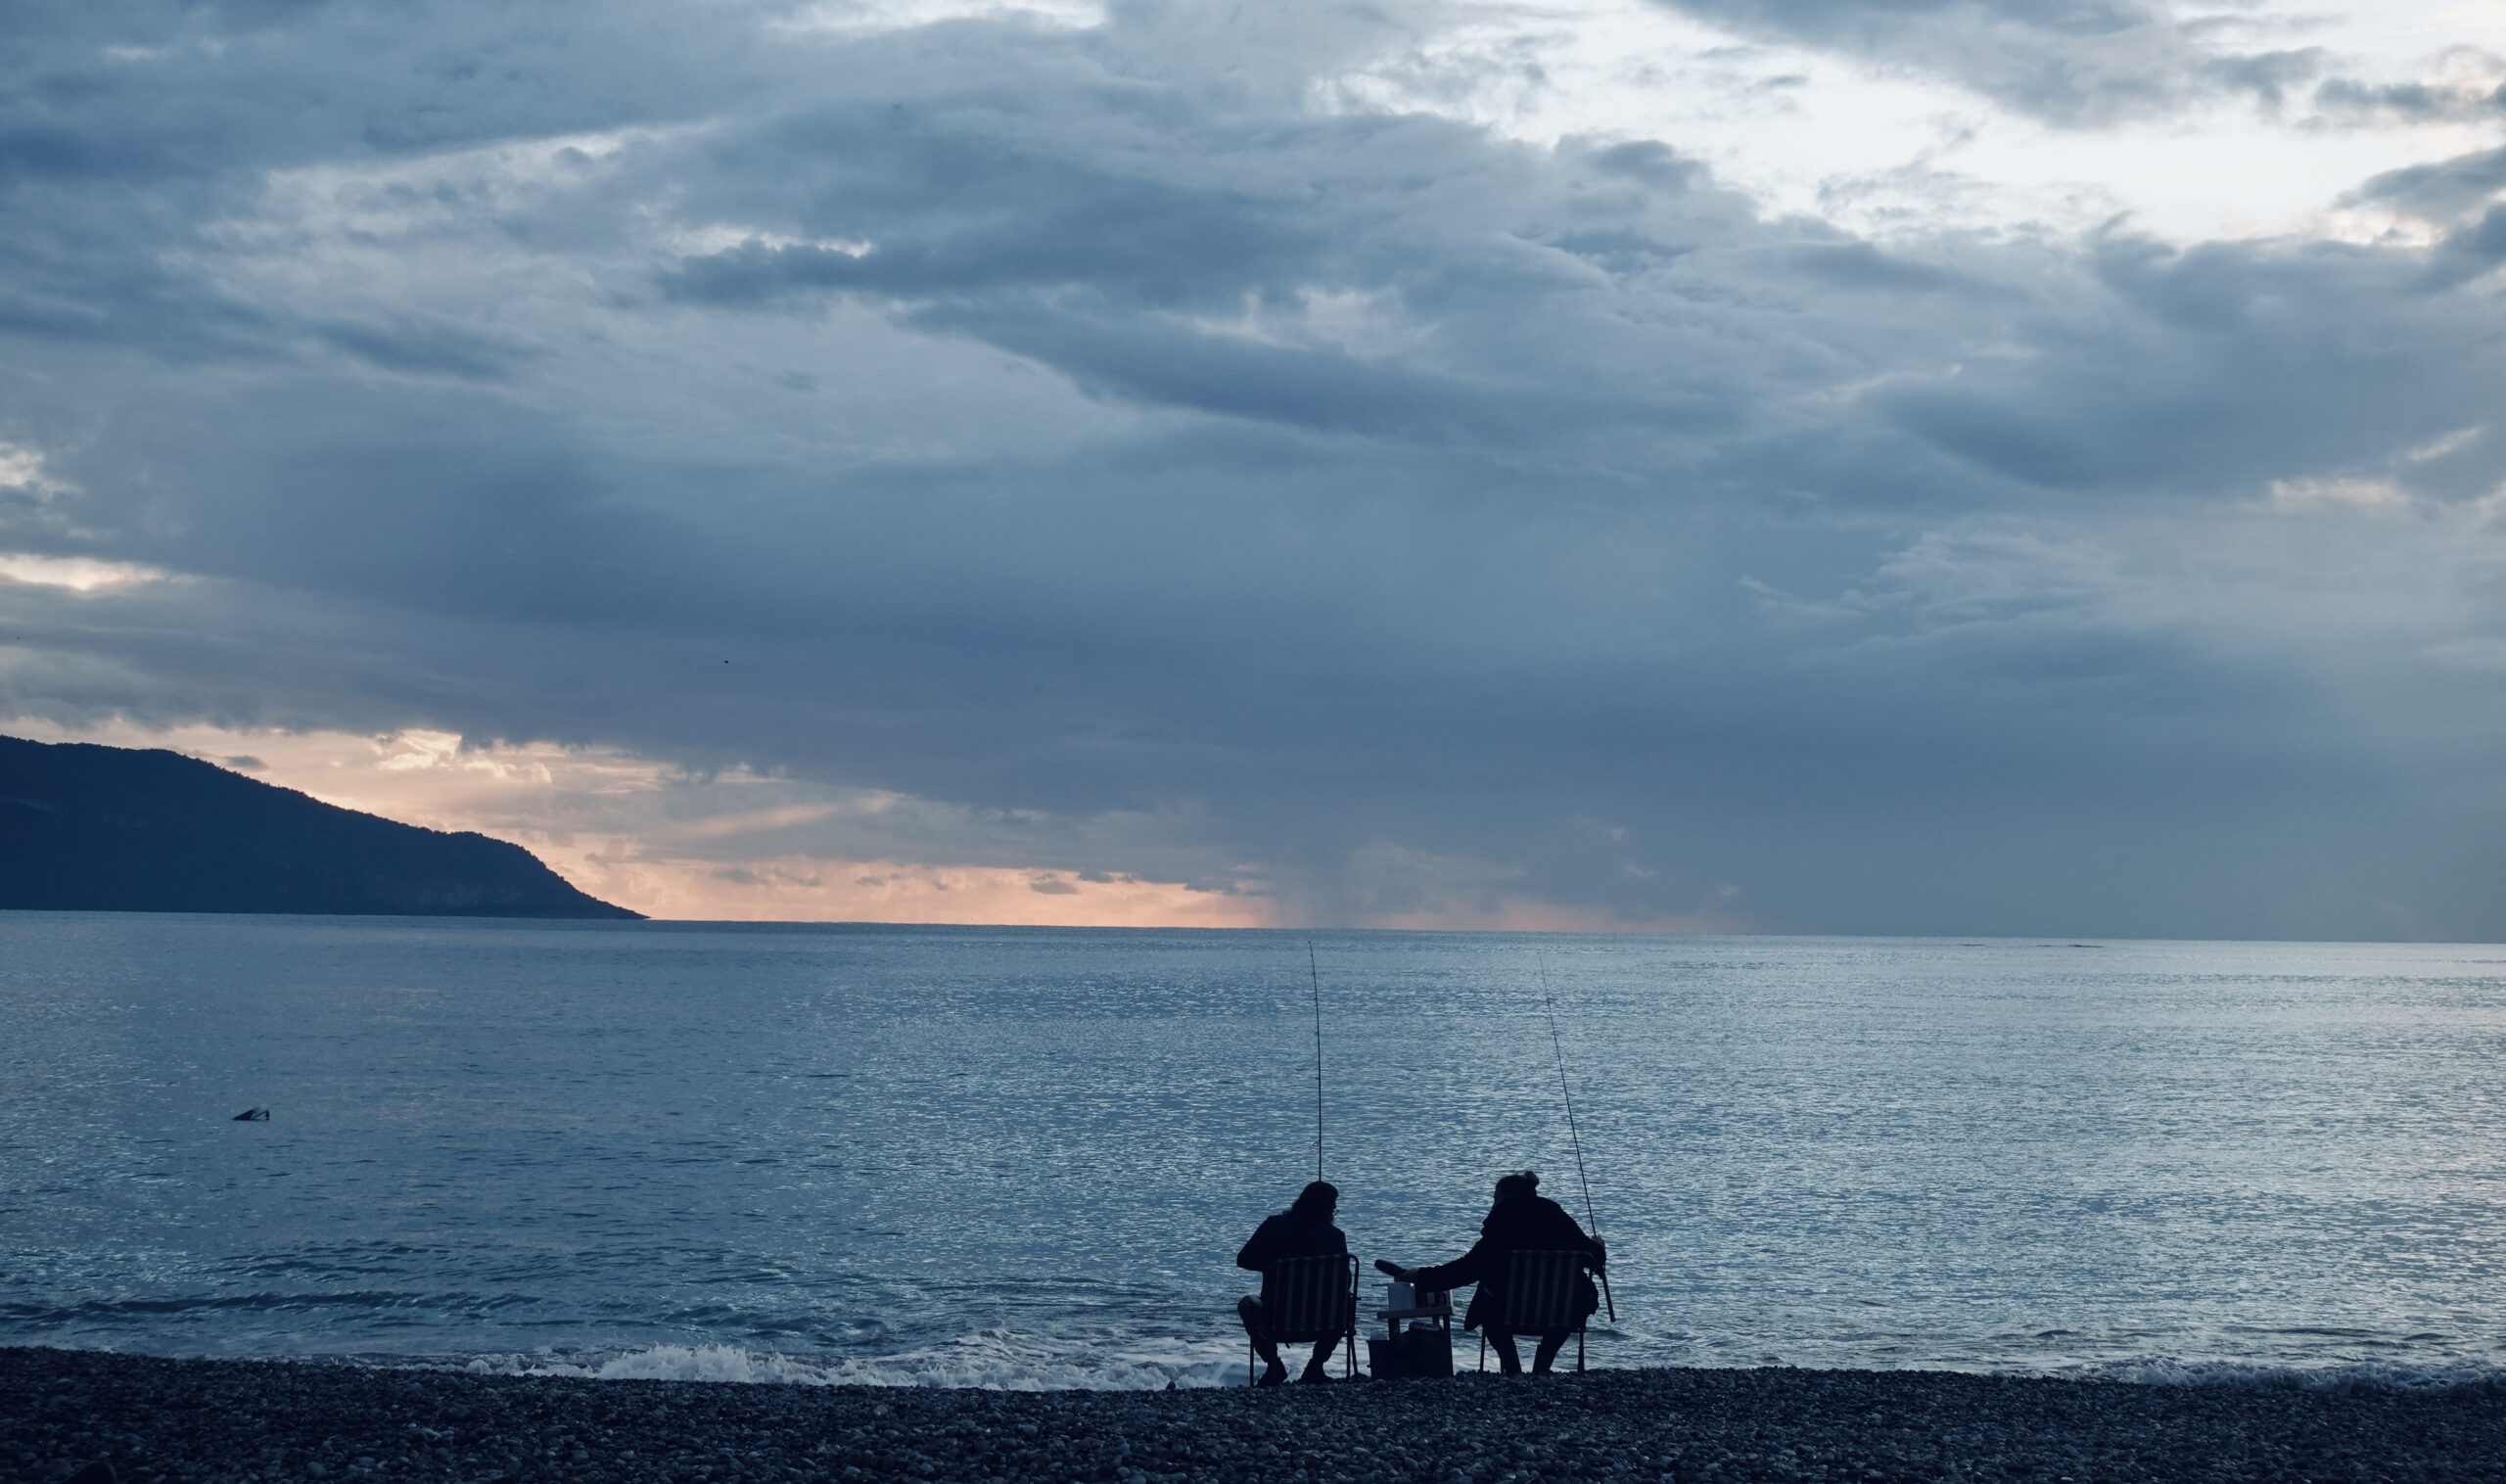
[1260,1254,1357,1341]
[1497,1249,1587,1331]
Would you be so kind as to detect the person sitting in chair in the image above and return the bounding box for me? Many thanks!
[1236,1180,1348,1385]
[1382,1170,1603,1375]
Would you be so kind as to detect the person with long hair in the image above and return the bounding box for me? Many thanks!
[1383,1170,1603,1375]
[1234,1181,1348,1385]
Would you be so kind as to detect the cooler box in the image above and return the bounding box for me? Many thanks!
[1368,1323,1454,1379]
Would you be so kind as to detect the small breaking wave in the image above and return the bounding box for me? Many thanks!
[451,1342,2506,1396]
[456,1329,1251,1391]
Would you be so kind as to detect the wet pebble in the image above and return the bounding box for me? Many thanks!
[1,1347,2502,1483]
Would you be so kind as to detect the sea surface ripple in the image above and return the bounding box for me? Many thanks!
[2,916,2500,1389]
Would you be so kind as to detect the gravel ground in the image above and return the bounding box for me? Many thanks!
[4,1346,2502,1484]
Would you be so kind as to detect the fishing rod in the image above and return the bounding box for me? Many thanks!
[1309,939,1324,1183]
[1538,951,1614,1322]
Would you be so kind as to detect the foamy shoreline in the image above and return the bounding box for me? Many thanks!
[8,1346,2506,1483]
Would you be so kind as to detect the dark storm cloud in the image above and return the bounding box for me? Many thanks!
[2347,144,2506,222]
[660,119,1323,308]
[0,1,762,364]
[2423,204,2506,291]
[6,0,2506,936]
[1876,231,2506,492]
[654,100,1776,444]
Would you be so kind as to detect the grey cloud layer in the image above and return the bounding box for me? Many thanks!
[1650,0,2506,132]
[6,0,2506,935]
[1647,0,2322,122]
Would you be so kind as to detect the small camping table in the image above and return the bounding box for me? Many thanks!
[1369,1289,1456,1378]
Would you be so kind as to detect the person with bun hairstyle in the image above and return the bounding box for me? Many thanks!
[1381,1171,1603,1375]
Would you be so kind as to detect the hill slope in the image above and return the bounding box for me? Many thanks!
[0,735,642,918]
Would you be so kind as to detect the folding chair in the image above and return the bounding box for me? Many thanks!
[1476,1248,1592,1373]
[1248,1253,1361,1383]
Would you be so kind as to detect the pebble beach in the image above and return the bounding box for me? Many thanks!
[6,1347,2503,1484]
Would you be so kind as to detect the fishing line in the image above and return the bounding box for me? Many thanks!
[1309,939,1324,1183]
[1539,951,1615,1322]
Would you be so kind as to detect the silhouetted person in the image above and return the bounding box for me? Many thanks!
[1235,1180,1347,1385]
[1384,1170,1603,1375]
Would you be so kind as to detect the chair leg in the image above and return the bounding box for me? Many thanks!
[1577,1322,1586,1373]
[1477,1331,1486,1372]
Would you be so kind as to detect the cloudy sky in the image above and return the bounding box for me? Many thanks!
[6,0,2506,937]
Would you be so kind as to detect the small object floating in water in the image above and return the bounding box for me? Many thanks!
[232,1107,269,1122]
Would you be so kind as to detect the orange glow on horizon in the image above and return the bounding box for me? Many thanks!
[0,719,1284,927]
[2,718,1723,932]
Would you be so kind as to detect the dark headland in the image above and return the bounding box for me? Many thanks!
[4,1348,2502,1484]
[0,735,639,918]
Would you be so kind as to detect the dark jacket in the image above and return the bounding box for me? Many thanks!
[1235,1210,1348,1274]
[1411,1193,1603,1331]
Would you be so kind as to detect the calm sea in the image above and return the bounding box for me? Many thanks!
[2,914,2500,1389]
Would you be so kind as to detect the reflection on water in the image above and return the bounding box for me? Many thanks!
[1,915,2501,1387]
